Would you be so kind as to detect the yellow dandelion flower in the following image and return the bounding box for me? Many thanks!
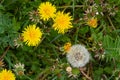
[64,42,71,52]
[38,2,56,21]
[22,25,42,46]
[0,69,16,80]
[53,11,73,34]
[87,17,98,28]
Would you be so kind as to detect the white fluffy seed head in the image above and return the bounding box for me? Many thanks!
[66,44,90,68]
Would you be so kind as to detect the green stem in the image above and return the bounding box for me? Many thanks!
[36,68,50,80]
[107,15,116,30]
[72,0,75,19]
[106,48,120,50]
[0,45,10,60]
[74,27,79,44]
[108,69,119,80]
[24,75,33,80]
[50,34,62,43]
[58,5,84,8]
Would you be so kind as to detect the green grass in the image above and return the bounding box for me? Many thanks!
[0,0,120,80]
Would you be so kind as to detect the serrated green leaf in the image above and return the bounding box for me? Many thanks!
[0,25,4,33]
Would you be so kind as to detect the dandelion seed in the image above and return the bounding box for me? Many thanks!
[66,44,90,68]
[22,24,42,46]
[38,2,56,21]
[0,69,16,80]
[53,11,73,34]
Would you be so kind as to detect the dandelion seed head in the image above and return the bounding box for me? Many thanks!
[66,44,90,68]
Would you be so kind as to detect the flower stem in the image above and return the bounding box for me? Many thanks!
[80,68,92,80]
[58,5,84,8]
[0,45,10,60]
[107,15,116,30]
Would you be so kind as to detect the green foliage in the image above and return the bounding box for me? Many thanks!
[0,13,19,47]
[0,0,120,80]
[102,35,120,61]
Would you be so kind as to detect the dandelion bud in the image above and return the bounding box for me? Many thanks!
[64,42,71,52]
[13,63,25,76]
[66,44,90,68]
[87,17,98,28]
[14,35,23,48]
[29,10,41,23]
[66,66,72,73]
